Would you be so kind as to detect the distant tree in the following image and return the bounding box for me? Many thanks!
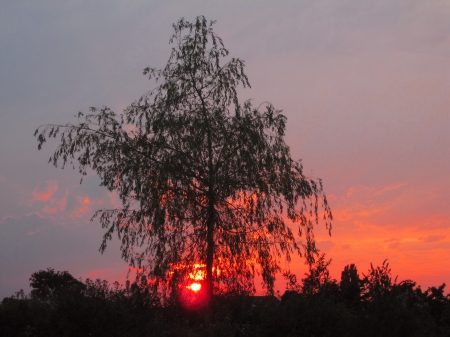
[30,268,85,300]
[282,269,302,294]
[361,259,397,302]
[340,263,362,304]
[301,253,337,296]
[424,283,450,329]
[34,16,332,303]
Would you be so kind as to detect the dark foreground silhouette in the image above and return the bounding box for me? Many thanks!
[1,260,449,337]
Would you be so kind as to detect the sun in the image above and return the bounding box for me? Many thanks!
[170,263,206,295]
[187,282,202,292]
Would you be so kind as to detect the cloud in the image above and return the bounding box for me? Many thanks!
[42,205,57,214]
[69,196,93,219]
[27,227,45,236]
[373,183,408,197]
[346,183,407,197]
[32,181,58,201]
[1,215,14,224]
[31,184,72,217]
[419,235,446,243]
[384,238,399,243]
[87,269,105,278]
[388,241,400,249]
[28,179,106,222]
[57,191,68,211]
[317,240,336,253]
[0,212,126,299]
[332,205,390,222]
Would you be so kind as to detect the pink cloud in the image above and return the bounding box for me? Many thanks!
[70,196,96,219]
[346,183,407,197]
[42,205,57,214]
[31,184,69,216]
[87,270,101,278]
[27,228,45,236]
[1,215,13,224]
[33,181,58,201]
[374,183,408,196]
[70,206,89,218]
[25,212,44,218]
[58,191,68,211]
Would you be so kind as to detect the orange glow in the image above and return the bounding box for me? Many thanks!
[225,191,265,210]
[189,263,206,280]
[166,262,208,310]
[284,180,450,293]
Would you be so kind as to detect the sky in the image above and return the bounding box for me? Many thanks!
[0,0,449,299]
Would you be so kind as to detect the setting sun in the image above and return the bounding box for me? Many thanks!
[188,282,201,292]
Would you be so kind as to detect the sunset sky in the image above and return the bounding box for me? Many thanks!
[1,0,449,299]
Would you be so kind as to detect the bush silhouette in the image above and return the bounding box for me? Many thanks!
[1,263,449,336]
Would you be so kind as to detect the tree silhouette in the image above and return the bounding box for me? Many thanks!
[30,268,85,300]
[2,265,449,336]
[340,264,362,304]
[362,259,397,302]
[301,253,336,296]
[34,16,332,302]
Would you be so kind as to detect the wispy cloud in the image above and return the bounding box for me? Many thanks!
[32,181,58,202]
[346,183,407,197]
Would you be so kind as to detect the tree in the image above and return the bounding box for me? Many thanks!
[340,263,362,304]
[361,259,397,302]
[34,16,332,302]
[301,253,336,296]
[29,268,85,300]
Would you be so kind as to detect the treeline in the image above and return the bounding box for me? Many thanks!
[1,258,449,337]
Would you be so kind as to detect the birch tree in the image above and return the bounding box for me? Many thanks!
[35,16,332,302]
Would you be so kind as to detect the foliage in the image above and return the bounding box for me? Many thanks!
[34,16,332,297]
[340,263,363,305]
[29,268,85,300]
[301,253,337,296]
[2,263,448,336]
[361,259,397,302]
